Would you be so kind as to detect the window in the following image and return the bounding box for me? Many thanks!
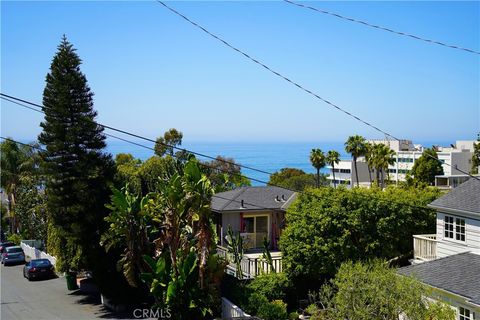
[456,218,466,241]
[444,216,454,239]
[444,215,466,242]
[388,169,396,173]
[459,307,474,320]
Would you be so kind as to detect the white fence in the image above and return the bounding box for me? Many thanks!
[20,242,57,266]
[221,297,252,319]
[413,234,437,261]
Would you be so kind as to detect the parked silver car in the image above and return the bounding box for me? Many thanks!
[2,246,25,266]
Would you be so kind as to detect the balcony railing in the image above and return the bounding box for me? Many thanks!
[413,234,437,261]
[217,246,282,279]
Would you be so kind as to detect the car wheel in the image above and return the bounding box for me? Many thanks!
[27,274,32,281]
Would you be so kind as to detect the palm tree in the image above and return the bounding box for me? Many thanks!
[326,150,340,188]
[344,135,367,187]
[364,143,375,187]
[310,149,326,188]
[370,143,396,188]
[0,139,33,233]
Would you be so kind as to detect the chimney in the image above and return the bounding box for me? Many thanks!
[240,199,245,209]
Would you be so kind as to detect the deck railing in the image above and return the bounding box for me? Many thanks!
[217,246,282,279]
[413,234,437,261]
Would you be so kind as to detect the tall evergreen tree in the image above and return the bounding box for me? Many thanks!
[38,36,114,271]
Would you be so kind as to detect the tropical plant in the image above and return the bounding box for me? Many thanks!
[140,157,223,318]
[225,225,244,279]
[370,143,396,188]
[101,186,151,287]
[344,135,367,187]
[326,151,340,188]
[0,139,33,233]
[310,149,326,188]
[262,236,276,273]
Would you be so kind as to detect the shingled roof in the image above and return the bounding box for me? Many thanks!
[429,178,480,215]
[211,186,296,212]
[398,252,480,305]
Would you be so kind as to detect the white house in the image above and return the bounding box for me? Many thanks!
[399,178,480,318]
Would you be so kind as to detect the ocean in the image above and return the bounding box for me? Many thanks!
[106,140,449,186]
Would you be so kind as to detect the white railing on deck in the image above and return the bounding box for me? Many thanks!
[217,246,282,279]
[20,242,57,266]
[221,297,252,319]
[413,234,437,261]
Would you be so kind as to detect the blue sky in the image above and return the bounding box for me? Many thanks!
[1,1,479,143]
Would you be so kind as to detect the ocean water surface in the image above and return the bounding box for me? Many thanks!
[106,140,449,186]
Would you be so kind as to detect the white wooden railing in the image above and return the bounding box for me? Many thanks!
[221,297,252,319]
[217,246,282,279]
[413,234,437,261]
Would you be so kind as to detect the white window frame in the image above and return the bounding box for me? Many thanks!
[458,306,475,320]
[443,215,466,242]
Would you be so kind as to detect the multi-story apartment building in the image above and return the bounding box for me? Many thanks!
[327,139,475,186]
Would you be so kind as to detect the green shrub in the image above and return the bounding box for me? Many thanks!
[280,186,439,289]
[246,272,291,301]
[246,292,268,315]
[257,300,288,320]
[7,233,21,245]
[289,311,300,320]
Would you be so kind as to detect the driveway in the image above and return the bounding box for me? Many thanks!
[1,263,129,319]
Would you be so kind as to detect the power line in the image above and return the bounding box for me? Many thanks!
[283,0,480,55]
[154,1,479,182]
[155,0,400,141]
[0,136,272,211]
[0,93,274,176]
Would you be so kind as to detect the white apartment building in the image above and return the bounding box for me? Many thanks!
[327,139,476,186]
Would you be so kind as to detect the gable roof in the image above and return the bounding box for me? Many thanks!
[398,252,480,306]
[429,178,480,215]
[211,186,296,212]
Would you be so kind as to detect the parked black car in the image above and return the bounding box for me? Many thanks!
[23,259,55,280]
[1,246,25,265]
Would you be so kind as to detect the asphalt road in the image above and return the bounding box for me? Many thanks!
[0,263,125,319]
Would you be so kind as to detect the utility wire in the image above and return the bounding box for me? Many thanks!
[0,93,274,176]
[0,136,271,211]
[154,1,479,181]
[283,0,480,55]
[0,93,480,185]
[155,0,400,141]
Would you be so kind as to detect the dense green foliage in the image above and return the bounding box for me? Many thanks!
[280,186,439,288]
[38,37,114,272]
[269,167,321,190]
[471,133,480,174]
[201,156,251,192]
[306,260,455,320]
[137,158,224,319]
[410,148,444,185]
[154,128,184,157]
[366,143,396,187]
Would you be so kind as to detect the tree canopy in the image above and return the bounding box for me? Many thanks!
[279,186,440,289]
[410,148,444,185]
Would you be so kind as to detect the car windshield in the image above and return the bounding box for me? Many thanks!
[7,247,23,253]
[31,259,51,266]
